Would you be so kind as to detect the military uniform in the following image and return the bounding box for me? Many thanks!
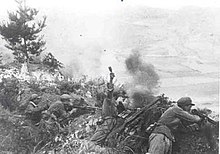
[90,97,117,145]
[102,98,117,118]
[90,70,117,145]
[47,100,67,120]
[25,94,44,124]
[47,94,73,121]
[148,97,201,154]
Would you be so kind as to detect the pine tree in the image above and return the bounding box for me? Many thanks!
[0,0,46,69]
[0,52,2,64]
[43,52,63,73]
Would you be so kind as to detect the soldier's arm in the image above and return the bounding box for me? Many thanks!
[25,104,38,114]
[31,106,43,112]
[60,108,68,118]
[174,107,201,122]
[25,105,33,114]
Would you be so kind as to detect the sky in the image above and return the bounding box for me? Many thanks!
[0,0,220,78]
[1,0,220,16]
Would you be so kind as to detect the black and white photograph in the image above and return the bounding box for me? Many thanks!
[0,0,219,153]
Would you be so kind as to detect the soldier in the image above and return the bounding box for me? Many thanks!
[95,89,106,107]
[90,67,118,146]
[25,94,44,124]
[147,97,202,154]
[115,90,131,113]
[47,94,75,122]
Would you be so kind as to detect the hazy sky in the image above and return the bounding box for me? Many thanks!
[1,0,220,16]
[0,0,220,78]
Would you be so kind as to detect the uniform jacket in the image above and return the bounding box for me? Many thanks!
[102,98,117,118]
[48,100,67,119]
[25,101,43,123]
[153,105,200,141]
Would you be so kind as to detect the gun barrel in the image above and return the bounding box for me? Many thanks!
[194,111,218,125]
[72,105,101,110]
[207,118,218,125]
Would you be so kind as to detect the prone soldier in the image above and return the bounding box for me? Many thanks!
[47,94,75,122]
[25,94,45,125]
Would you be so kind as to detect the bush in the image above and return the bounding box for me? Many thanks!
[0,76,218,154]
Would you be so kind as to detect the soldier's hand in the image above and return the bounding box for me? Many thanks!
[191,109,198,115]
[69,108,77,114]
[96,118,104,125]
[110,72,115,79]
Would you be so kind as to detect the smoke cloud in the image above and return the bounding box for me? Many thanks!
[125,50,160,92]
[125,50,160,107]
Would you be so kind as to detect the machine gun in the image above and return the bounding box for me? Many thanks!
[191,109,218,126]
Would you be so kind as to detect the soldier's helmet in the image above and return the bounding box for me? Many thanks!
[177,97,195,106]
[60,94,73,107]
[40,86,47,92]
[30,94,41,101]
[60,94,71,100]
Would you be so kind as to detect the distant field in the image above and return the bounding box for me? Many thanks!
[160,79,219,113]
[113,55,219,114]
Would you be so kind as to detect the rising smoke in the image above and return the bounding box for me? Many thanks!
[125,50,160,107]
[125,51,160,92]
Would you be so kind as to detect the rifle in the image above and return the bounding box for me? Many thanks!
[106,97,161,139]
[71,105,101,110]
[191,109,218,126]
[191,109,218,150]
[13,114,26,118]
[59,105,101,124]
